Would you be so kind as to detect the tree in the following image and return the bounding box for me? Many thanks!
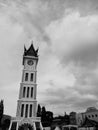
[2,119,10,130]
[46,111,53,122]
[64,112,70,125]
[0,100,4,125]
[41,106,53,127]
[41,106,46,122]
[37,104,41,117]
[42,106,46,113]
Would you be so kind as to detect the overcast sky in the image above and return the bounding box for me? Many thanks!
[1,0,98,116]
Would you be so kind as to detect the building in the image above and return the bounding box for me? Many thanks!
[9,42,43,130]
[69,112,77,125]
[51,115,70,130]
[79,117,98,130]
[76,113,84,126]
[76,107,98,126]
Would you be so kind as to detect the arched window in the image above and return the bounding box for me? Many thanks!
[25,104,28,117]
[27,87,30,98]
[30,73,34,81]
[23,87,26,97]
[25,73,28,81]
[31,87,33,98]
[29,104,32,117]
[21,104,24,117]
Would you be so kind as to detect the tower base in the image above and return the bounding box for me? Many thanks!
[9,117,43,130]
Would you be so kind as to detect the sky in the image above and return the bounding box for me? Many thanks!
[1,0,98,116]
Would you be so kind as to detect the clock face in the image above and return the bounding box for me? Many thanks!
[27,60,34,66]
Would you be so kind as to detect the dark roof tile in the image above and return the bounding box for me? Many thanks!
[24,43,38,57]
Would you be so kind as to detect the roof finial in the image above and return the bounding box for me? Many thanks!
[24,45,26,52]
[36,47,39,54]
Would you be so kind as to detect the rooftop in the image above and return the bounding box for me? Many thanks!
[24,42,38,57]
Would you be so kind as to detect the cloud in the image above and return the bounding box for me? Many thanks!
[0,0,67,45]
[1,0,98,116]
[46,12,98,65]
[42,11,98,114]
[40,86,98,114]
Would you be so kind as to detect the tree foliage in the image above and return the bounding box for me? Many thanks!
[42,106,46,114]
[2,119,10,130]
[37,104,53,127]
[0,100,4,125]
[37,104,41,117]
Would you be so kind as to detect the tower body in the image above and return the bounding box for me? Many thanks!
[9,43,43,130]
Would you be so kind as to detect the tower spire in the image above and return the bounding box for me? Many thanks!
[24,45,26,52]
[24,45,27,55]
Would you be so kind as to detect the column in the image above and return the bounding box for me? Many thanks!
[28,104,30,117]
[25,87,27,98]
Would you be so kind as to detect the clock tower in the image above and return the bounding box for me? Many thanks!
[9,42,43,130]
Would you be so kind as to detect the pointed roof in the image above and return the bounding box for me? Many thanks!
[24,42,38,57]
[24,45,27,52]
